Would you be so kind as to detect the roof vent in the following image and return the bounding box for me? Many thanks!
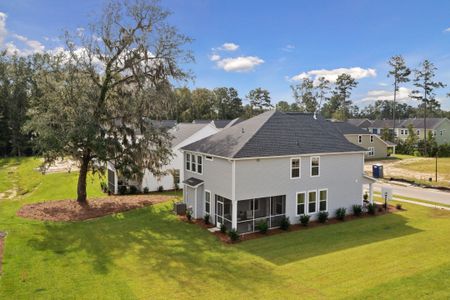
[241,128,245,133]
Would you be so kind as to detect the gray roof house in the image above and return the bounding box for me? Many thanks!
[181,111,375,234]
[192,118,243,129]
[333,121,396,159]
[347,118,372,130]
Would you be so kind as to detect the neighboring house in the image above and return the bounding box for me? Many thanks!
[181,111,375,234]
[108,122,220,193]
[333,122,395,159]
[347,118,372,131]
[192,118,243,129]
[397,118,450,145]
[367,119,401,135]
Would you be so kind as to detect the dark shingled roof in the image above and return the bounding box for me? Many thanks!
[182,111,366,158]
[183,177,204,187]
[332,121,370,135]
[399,118,446,129]
[347,118,372,128]
[370,119,405,128]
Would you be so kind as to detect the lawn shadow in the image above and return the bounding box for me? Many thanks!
[237,213,421,266]
[27,203,286,297]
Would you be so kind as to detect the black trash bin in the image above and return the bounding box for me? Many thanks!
[372,164,383,178]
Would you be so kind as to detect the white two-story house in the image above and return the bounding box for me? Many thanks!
[181,111,375,234]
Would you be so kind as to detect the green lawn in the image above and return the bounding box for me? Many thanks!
[1,158,450,299]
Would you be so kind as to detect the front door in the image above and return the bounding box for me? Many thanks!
[216,201,224,228]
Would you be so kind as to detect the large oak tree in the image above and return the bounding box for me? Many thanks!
[26,0,192,204]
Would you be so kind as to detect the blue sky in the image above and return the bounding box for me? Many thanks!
[1,0,450,109]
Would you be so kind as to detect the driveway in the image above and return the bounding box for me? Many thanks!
[374,181,450,206]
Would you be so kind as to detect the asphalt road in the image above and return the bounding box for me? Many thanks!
[373,181,450,206]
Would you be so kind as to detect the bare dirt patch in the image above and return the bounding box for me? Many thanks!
[17,195,173,222]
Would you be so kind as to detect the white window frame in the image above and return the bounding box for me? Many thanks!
[290,157,301,179]
[204,190,211,214]
[186,153,191,171]
[440,130,444,136]
[310,156,320,177]
[370,135,374,143]
[197,155,203,175]
[358,135,362,143]
[307,190,317,214]
[296,192,306,216]
[368,147,375,157]
[318,188,328,212]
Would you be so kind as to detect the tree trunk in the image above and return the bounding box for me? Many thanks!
[392,80,397,142]
[77,156,90,205]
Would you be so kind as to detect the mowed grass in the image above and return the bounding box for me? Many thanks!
[1,158,450,299]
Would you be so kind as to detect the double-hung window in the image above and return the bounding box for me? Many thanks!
[186,153,191,171]
[197,156,203,174]
[191,155,197,172]
[368,147,375,157]
[205,190,211,214]
[311,156,320,177]
[319,189,328,212]
[358,135,362,143]
[370,135,374,143]
[291,158,300,178]
[308,191,317,214]
[296,192,305,215]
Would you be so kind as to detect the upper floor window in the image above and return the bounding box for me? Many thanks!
[370,135,374,143]
[291,158,301,179]
[310,156,320,177]
[368,147,375,157]
[186,153,191,171]
[358,135,362,143]
[197,156,203,174]
[440,130,444,136]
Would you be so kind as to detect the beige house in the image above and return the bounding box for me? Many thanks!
[333,122,395,159]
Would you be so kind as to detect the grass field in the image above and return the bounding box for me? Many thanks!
[1,158,450,299]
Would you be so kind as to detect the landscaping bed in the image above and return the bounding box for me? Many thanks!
[17,195,173,221]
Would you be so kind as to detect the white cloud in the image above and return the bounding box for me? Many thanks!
[216,56,264,72]
[444,28,450,32]
[219,42,239,51]
[282,44,295,52]
[291,67,377,83]
[12,34,45,53]
[0,12,7,46]
[209,54,221,61]
[359,87,411,103]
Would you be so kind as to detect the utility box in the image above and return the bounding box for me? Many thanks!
[173,202,186,215]
[372,164,384,178]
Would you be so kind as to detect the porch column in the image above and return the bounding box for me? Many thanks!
[369,183,374,204]
[232,200,237,230]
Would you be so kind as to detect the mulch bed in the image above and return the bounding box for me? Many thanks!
[181,204,400,244]
[17,195,173,222]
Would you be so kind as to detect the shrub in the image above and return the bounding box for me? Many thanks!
[352,204,362,216]
[318,211,328,223]
[118,185,128,195]
[157,185,164,192]
[300,214,310,226]
[186,208,192,221]
[228,229,240,242]
[129,185,138,194]
[335,207,346,221]
[174,183,179,190]
[204,214,210,225]
[279,216,290,231]
[256,220,269,234]
[100,182,108,193]
[367,203,376,215]
[396,203,402,210]
[143,187,149,194]
[363,192,368,201]
[220,223,227,234]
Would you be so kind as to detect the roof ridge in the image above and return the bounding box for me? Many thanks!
[231,110,276,158]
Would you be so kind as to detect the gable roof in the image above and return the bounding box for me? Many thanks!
[170,123,211,147]
[399,118,447,129]
[347,118,372,128]
[182,111,366,159]
[370,119,405,128]
[332,121,370,135]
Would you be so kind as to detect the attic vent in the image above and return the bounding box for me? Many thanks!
[241,128,245,133]
[313,112,317,120]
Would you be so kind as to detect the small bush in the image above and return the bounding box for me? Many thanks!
[363,192,368,201]
[279,216,290,231]
[256,220,269,234]
[100,182,108,193]
[174,183,179,190]
[220,223,227,234]
[300,214,310,226]
[396,203,402,210]
[318,211,328,223]
[228,229,240,242]
[352,204,362,216]
[129,185,138,194]
[157,185,164,192]
[186,208,192,221]
[204,214,210,225]
[367,203,376,215]
[335,207,346,221]
[143,187,149,194]
[118,185,128,195]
